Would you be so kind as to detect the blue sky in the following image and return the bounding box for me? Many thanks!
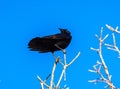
[0,0,120,89]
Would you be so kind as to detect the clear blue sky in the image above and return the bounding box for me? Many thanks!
[0,0,120,89]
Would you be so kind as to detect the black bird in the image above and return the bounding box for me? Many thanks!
[28,28,72,53]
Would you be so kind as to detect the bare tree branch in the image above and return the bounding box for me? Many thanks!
[89,27,118,89]
[105,25,120,58]
[56,52,80,88]
[37,51,80,89]
[106,24,120,34]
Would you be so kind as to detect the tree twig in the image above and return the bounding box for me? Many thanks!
[37,51,80,89]
[56,52,80,88]
[89,27,117,89]
[105,29,120,58]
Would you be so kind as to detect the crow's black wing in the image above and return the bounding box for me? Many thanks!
[28,33,72,53]
[42,33,70,40]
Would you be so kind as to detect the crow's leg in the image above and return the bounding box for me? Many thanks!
[54,44,66,54]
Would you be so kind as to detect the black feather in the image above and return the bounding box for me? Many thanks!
[28,28,72,53]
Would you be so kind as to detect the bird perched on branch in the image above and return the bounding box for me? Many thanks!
[28,28,72,53]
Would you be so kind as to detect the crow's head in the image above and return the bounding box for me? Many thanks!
[59,28,71,35]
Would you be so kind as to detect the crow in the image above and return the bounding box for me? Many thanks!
[28,28,72,53]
